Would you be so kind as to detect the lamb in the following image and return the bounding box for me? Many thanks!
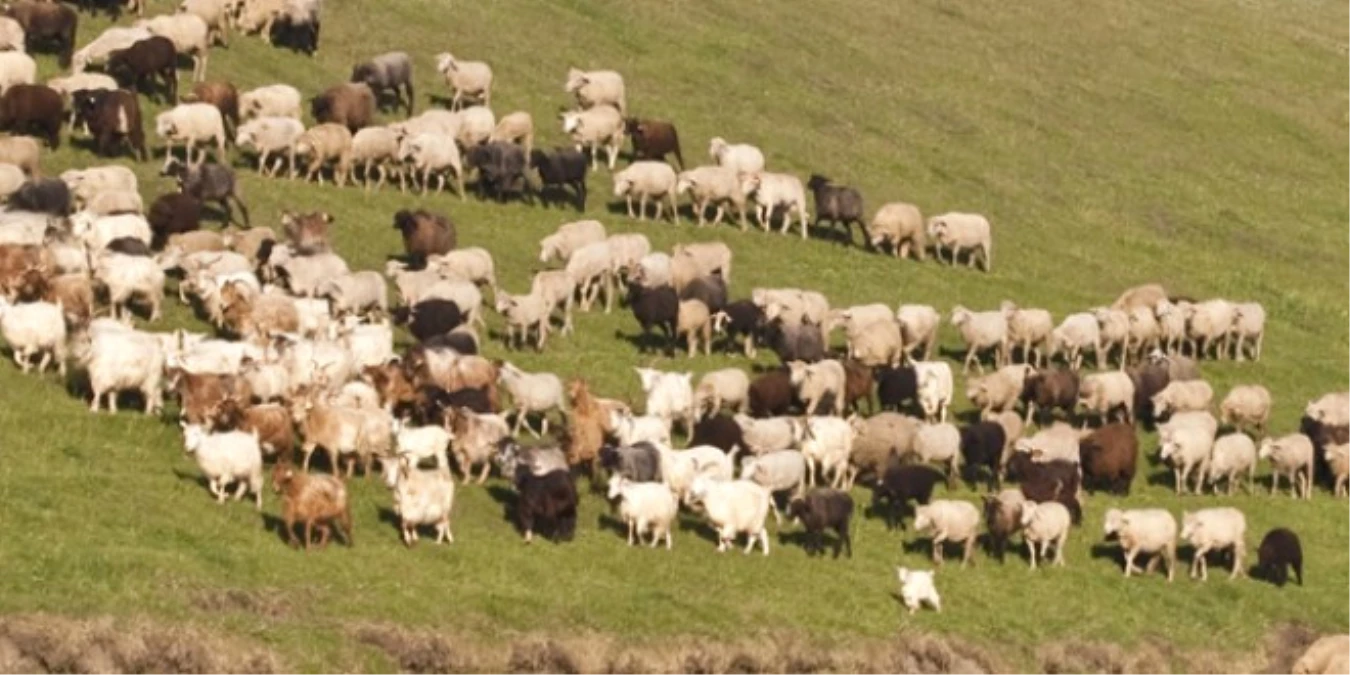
[707,137,764,175]
[0,297,65,375]
[677,165,746,229]
[896,304,940,360]
[564,67,625,113]
[686,476,771,555]
[1180,507,1247,581]
[914,360,954,423]
[560,105,624,171]
[1020,501,1072,570]
[613,160,678,222]
[1158,425,1214,495]
[136,12,210,81]
[155,102,227,169]
[1218,385,1272,435]
[949,305,1007,374]
[895,568,940,614]
[496,362,563,437]
[396,132,463,197]
[787,359,845,416]
[740,171,808,238]
[181,423,263,509]
[1102,508,1178,581]
[1255,527,1303,587]
[799,416,858,490]
[1207,433,1257,495]
[93,250,164,320]
[606,476,678,549]
[1258,433,1315,499]
[694,368,750,417]
[1151,379,1214,418]
[272,463,353,550]
[289,122,352,186]
[910,422,962,488]
[435,52,491,110]
[1051,312,1103,370]
[386,461,455,547]
[786,488,854,558]
[1078,370,1136,425]
[538,219,606,263]
[927,212,992,271]
[82,326,164,414]
[868,201,925,259]
[912,499,980,566]
[1002,302,1054,367]
[634,367,695,434]
[1230,302,1266,361]
[239,83,301,120]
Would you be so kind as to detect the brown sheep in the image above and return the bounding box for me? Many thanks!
[310,82,375,133]
[4,1,76,67]
[1079,422,1138,495]
[564,378,605,484]
[272,463,353,551]
[392,208,456,267]
[0,84,64,149]
[185,80,239,139]
[1020,367,1079,425]
[282,210,334,254]
[982,490,1025,563]
[749,368,795,417]
[843,359,874,414]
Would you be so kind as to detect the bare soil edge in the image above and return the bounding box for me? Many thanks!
[0,613,1329,673]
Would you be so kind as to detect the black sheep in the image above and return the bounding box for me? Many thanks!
[513,468,578,543]
[875,365,918,412]
[467,142,528,203]
[9,178,70,216]
[679,274,727,313]
[711,299,763,357]
[393,299,464,343]
[598,442,662,482]
[768,320,825,364]
[105,36,177,102]
[350,51,414,116]
[163,160,249,226]
[805,174,864,246]
[870,464,944,530]
[147,192,202,249]
[748,369,794,418]
[960,421,1006,490]
[529,148,588,211]
[1255,527,1303,587]
[689,415,743,455]
[787,489,853,558]
[626,282,677,351]
[1008,454,1082,524]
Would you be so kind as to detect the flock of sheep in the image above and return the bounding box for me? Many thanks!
[0,0,1346,650]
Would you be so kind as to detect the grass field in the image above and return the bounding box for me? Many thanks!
[0,0,1346,671]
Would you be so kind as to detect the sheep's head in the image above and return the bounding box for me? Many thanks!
[737,172,761,195]
[786,360,808,384]
[564,68,587,93]
[1150,392,1172,416]
[948,306,969,325]
[707,137,727,160]
[1158,438,1180,462]
[180,422,206,453]
[1179,512,1199,540]
[1102,509,1125,538]
[560,112,582,134]
[272,462,299,494]
[912,507,932,532]
[1018,503,1039,528]
[435,52,456,74]
[675,174,694,195]
[605,475,627,501]
[633,367,658,392]
[1257,438,1275,460]
[612,175,632,198]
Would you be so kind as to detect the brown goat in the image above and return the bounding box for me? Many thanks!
[271,463,353,551]
[391,208,456,266]
[212,399,295,462]
[281,210,333,254]
[0,244,43,296]
[219,280,299,340]
[171,369,253,424]
[44,273,93,325]
[564,378,605,482]
[404,347,499,411]
[362,361,418,413]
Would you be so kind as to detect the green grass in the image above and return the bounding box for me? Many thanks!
[0,0,1346,670]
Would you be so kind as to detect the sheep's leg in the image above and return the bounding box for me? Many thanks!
[1123,548,1138,576]
[1026,538,1037,570]
[1270,471,1279,496]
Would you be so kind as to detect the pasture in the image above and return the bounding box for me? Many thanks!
[0,0,1345,671]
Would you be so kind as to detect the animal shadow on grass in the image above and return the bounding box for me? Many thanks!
[776,529,849,559]
[1144,468,1178,490]
[613,328,675,357]
[259,512,295,546]
[675,512,721,546]
[594,512,627,541]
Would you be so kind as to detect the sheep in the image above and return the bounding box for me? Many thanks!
[799,416,858,490]
[912,499,980,566]
[849,412,919,480]
[93,251,164,320]
[318,271,387,319]
[72,25,151,74]
[435,51,491,110]
[839,317,902,368]
[396,132,463,198]
[1180,507,1247,581]
[674,241,733,285]
[910,422,962,488]
[231,116,302,176]
[1205,432,1257,495]
[564,67,625,113]
[1052,312,1102,370]
[1158,425,1213,495]
[0,297,64,375]
[1078,422,1138,495]
[740,450,806,523]
[731,413,798,454]
[965,364,1033,416]
[634,367,695,434]
[289,122,352,186]
[389,418,451,470]
[346,126,400,190]
[957,421,1005,490]
[1183,299,1237,359]
[927,212,992,271]
[868,201,926,259]
[895,568,941,614]
[1018,501,1072,570]
[565,240,617,312]
[351,51,413,116]
[0,16,22,53]
[677,165,745,229]
[181,423,263,509]
[606,476,678,549]
[559,104,624,171]
[1153,299,1187,354]
[710,300,764,358]
[82,326,164,414]
[1002,302,1054,367]
[1292,637,1350,675]
[1159,409,1220,441]
[612,160,678,222]
[740,171,809,237]
[1230,301,1266,361]
[239,83,301,120]
[694,368,750,417]
[1216,384,1272,435]
[0,134,38,175]
[430,246,496,291]
[1305,391,1350,428]
[529,147,587,210]
[949,305,1007,374]
[136,13,210,82]
[914,360,954,423]
[443,407,511,483]
[526,270,575,336]
[981,489,1024,563]
[1151,379,1213,418]
[382,461,455,546]
[496,362,563,437]
[1255,527,1303,587]
[156,102,226,169]
[686,476,771,555]
[894,303,939,360]
[1078,370,1136,425]
[787,488,854,558]
[71,210,150,251]
[271,463,353,550]
[83,188,142,216]
[784,359,842,417]
[269,250,349,298]
[607,407,671,448]
[538,219,605,265]
[1102,508,1178,581]
[707,136,764,175]
[0,51,34,94]
[1258,433,1315,499]
[0,85,64,151]
[179,0,229,46]
[1330,443,1350,498]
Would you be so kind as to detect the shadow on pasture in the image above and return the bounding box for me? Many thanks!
[171,468,211,491]
[613,328,675,357]
[594,512,627,541]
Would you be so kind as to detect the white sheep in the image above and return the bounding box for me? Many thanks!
[868,202,926,259]
[494,290,551,350]
[1258,434,1314,499]
[606,233,650,278]
[137,13,210,81]
[239,84,302,120]
[319,271,387,318]
[1219,385,1271,434]
[799,416,858,490]
[0,162,23,201]
[1230,301,1265,361]
[565,67,626,113]
[497,362,564,437]
[83,189,143,216]
[538,219,606,264]
[71,211,151,252]
[1207,433,1257,495]
[965,364,1033,415]
[895,567,941,614]
[950,305,1008,374]
[1329,444,1349,498]
[608,408,672,448]
[349,126,401,191]
[634,252,672,288]
[694,368,750,417]
[634,367,695,433]
[896,304,940,360]
[1153,299,1187,354]
[1151,379,1214,418]
[392,419,451,469]
[397,132,463,198]
[566,240,616,312]
[0,17,23,53]
[337,320,393,370]
[686,476,771,555]
[1001,301,1053,367]
[1103,508,1177,581]
[613,161,679,222]
[740,450,806,525]
[290,123,353,186]
[179,0,229,46]
[1020,501,1072,570]
[1159,425,1214,495]
[1304,391,1349,428]
[707,137,764,175]
[927,212,992,271]
[0,298,65,375]
[1051,312,1102,371]
[527,270,576,336]
[156,103,227,169]
[788,359,846,416]
[435,51,492,110]
[1158,410,1219,441]
[430,246,497,291]
[1183,299,1236,360]
[180,424,263,509]
[914,360,954,423]
[0,51,34,94]
[234,116,304,176]
[72,26,152,74]
[913,500,980,566]
[1180,507,1247,581]
[911,422,962,486]
[561,105,624,170]
[453,105,495,148]
[660,445,733,504]
[61,165,138,206]
[1078,370,1136,425]
[673,241,734,284]
[389,463,456,546]
[489,111,533,157]
[677,165,746,229]
[607,477,678,549]
[733,414,803,455]
[741,172,808,237]
[1013,422,1081,465]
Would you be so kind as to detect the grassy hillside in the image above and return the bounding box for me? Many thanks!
[0,0,1346,670]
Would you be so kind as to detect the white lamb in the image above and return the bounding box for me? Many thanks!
[1020,501,1072,570]
[607,477,678,549]
[181,424,263,509]
[0,298,66,375]
[895,567,941,614]
[687,476,771,555]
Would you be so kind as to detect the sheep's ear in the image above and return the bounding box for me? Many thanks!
[324,213,335,224]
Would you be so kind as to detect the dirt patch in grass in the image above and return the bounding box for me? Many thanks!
[0,614,282,673]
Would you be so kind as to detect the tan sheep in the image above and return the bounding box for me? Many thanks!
[1218,384,1272,434]
[289,123,353,186]
[677,298,711,357]
[868,201,925,260]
